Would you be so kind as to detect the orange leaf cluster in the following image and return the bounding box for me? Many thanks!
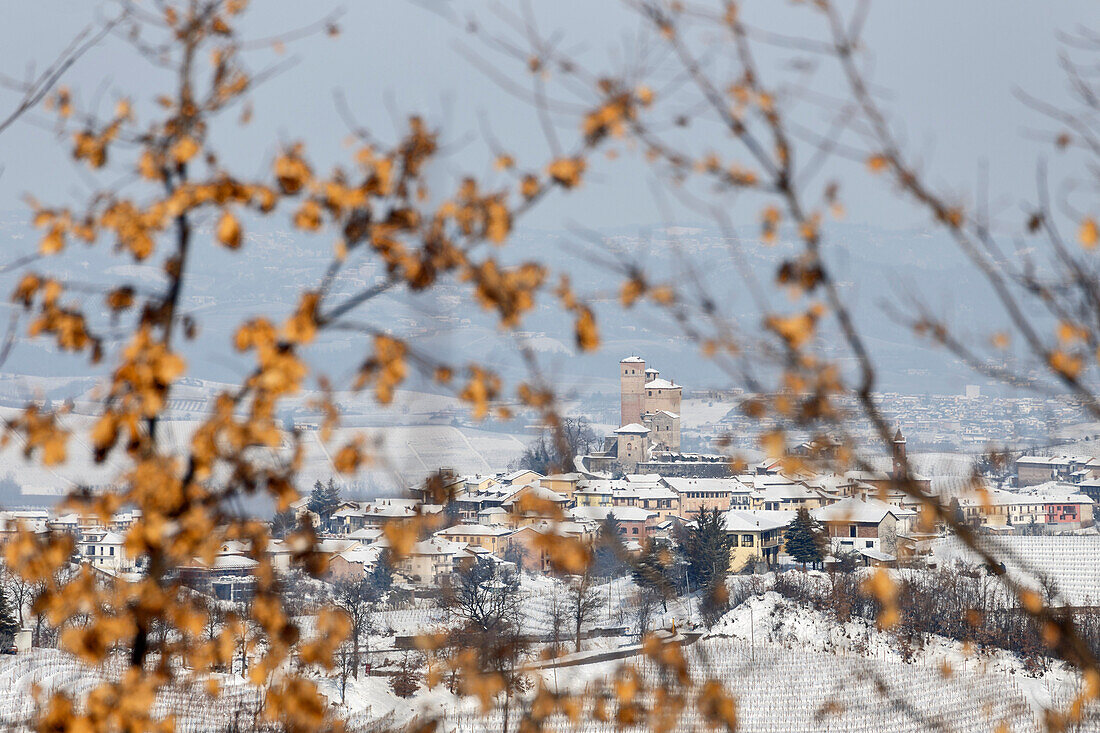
[465,259,546,327]
[354,334,408,404]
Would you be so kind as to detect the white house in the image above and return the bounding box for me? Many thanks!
[81,530,130,572]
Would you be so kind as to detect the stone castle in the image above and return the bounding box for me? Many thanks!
[578,355,732,476]
[615,356,682,467]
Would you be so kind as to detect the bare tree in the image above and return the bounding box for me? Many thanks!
[634,587,661,639]
[9,0,1100,728]
[330,577,378,678]
[546,581,569,658]
[335,640,355,704]
[513,416,598,474]
[442,558,527,733]
[442,558,523,637]
[0,564,35,628]
[566,571,604,653]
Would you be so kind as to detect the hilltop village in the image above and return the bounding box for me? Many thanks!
[0,357,1098,730]
[4,356,1094,597]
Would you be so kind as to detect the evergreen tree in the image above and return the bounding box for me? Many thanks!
[593,512,627,578]
[270,509,296,539]
[631,539,676,611]
[600,511,623,540]
[369,548,395,596]
[322,477,342,511]
[307,478,342,529]
[949,497,967,527]
[307,480,327,515]
[677,508,734,592]
[0,587,19,641]
[784,507,829,570]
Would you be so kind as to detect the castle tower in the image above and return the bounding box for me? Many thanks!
[643,375,682,416]
[620,356,646,426]
[891,427,907,480]
[614,423,650,472]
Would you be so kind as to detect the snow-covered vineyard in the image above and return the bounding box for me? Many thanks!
[446,641,1036,732]
[0,586,1094,732]
[0,650,266,731]
[931,535,1100,607]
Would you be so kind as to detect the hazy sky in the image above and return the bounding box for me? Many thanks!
[0,1,1094,234]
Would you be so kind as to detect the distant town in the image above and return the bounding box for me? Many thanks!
[0,356,1095,729]
[4,356,1096,601]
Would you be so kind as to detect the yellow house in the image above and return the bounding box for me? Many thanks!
[502,469,543,487]
[574,481,613,508]
[724,510,788,571]
[464,475,498,493]
[611,485,680,522]
[539,473,584,501]
[434,524,514,554]
[508,520,594,573]
[748,483,829,512]
[502,484,570,522]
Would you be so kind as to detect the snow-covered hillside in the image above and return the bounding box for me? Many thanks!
[1,583,1092,732]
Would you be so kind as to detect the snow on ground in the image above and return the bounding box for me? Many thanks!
[703,590,1097,728]
[1,577,1095,731]
[0,649,264,731]
[908,451,980,478]
[0,404,527,503]
[931,535,1100,606]
[0,407,126,495]
[319,673,466,728]
[425,582,1095,731]
[454,632,1041,732]
[678,398,737,430]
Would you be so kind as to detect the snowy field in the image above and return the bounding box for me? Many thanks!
[678,398,737,430]
[0,403,527,503]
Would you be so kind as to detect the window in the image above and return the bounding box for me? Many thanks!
[742,535,754,547]
[109,547,115,556]
[849,526,857,538]
[632,527,639,534]
[730,536,739,547]
[866,541,873,548]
